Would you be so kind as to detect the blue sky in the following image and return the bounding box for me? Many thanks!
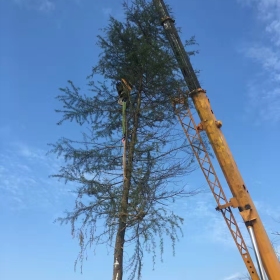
[0,0,280,279]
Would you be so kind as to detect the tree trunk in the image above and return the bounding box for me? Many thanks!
[113,219,126,280]
[112,88,142,280]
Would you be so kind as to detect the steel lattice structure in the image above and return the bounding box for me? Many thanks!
[173,94,258,279]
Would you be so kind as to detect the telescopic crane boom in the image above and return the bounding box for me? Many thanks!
[153,0,280,279]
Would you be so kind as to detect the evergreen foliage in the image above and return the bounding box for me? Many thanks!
[49,1,199,279]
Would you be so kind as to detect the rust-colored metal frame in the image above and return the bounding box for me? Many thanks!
[173,94,259,280]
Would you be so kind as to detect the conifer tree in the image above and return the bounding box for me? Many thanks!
[50,1,199,279]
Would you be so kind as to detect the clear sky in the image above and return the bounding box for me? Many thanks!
[0,0,280,279]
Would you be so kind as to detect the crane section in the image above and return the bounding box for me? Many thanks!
[173,93,259,280]
[153,0,280,279]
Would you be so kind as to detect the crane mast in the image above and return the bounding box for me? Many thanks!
[153,0,280,279]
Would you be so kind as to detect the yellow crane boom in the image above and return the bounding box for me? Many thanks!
[153,0,280,279]
[172,92,259,280]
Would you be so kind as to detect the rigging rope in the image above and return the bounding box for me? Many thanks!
[122,101,126,137]
[122,101,127,181]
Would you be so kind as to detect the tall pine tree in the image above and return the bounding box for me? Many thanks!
[50,1,199,279]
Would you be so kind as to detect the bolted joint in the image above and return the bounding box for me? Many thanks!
[196,122,204,131]
[189,88,207,96]
[216,197,238,211]
[161,16,175,25]
[215,120,222,128]
[245,220,254,227]
[239,207,257,223]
